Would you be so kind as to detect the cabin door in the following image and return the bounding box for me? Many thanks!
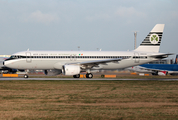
[134,52,140,63]
[26,52,32,63]
[70,55,77,61]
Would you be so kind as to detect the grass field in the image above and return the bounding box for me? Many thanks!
[1,80,178,120]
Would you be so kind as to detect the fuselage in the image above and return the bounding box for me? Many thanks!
[4,50,163,70]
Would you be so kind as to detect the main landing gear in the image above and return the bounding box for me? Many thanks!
[73,73,93,78]
[86,73,93,78]
[24,74,29,78]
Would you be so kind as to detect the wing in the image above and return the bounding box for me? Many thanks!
[139,67,164,72]
[68,58,123,69]
[127,66,157,73]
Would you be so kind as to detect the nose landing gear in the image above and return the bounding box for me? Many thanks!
[24,74,28,78]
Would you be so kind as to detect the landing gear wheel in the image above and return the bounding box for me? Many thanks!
[101,75,105,78]
[165,72,168,76]
[24,74,28,78]
[86,73,93,78]
[73,74,80,78]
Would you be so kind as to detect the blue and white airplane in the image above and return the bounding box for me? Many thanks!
[128,55,178,76]
[4,24,172,78]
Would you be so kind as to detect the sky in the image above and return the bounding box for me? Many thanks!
[0,0,178,59]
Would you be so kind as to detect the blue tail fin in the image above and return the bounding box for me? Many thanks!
[175,55,178,64]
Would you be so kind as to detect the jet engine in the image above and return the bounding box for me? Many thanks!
[62,65,80,75]
[152,71,168,76]
[158,71,168,76]
[44,69,62,76]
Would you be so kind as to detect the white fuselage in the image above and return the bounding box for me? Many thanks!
[4,51,162,70]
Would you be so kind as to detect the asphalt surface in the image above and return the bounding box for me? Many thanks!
[1,77,178,81]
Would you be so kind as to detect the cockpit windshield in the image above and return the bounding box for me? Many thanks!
[5,55,25,61]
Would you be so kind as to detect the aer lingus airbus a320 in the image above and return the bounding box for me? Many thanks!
[4,24,172,78]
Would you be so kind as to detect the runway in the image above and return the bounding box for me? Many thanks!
[1,77,178,81]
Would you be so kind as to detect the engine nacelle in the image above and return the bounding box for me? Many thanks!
[44,69,62,76]
[158,71,168,76]
[62,65,80,75]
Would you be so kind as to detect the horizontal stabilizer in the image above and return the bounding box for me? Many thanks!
[149,53,174,58]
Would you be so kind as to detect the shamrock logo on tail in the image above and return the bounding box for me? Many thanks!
[150,34,159,44]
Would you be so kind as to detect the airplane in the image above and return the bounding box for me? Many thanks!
[127,55,178,76]
[4,24,172,78]
[127,65,168,76]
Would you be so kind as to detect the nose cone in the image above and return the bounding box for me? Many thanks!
[3,61,11,68]
[3,61,7,66]
[3,60,20,69]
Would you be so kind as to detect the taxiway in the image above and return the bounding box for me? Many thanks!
[1,77,178,81]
